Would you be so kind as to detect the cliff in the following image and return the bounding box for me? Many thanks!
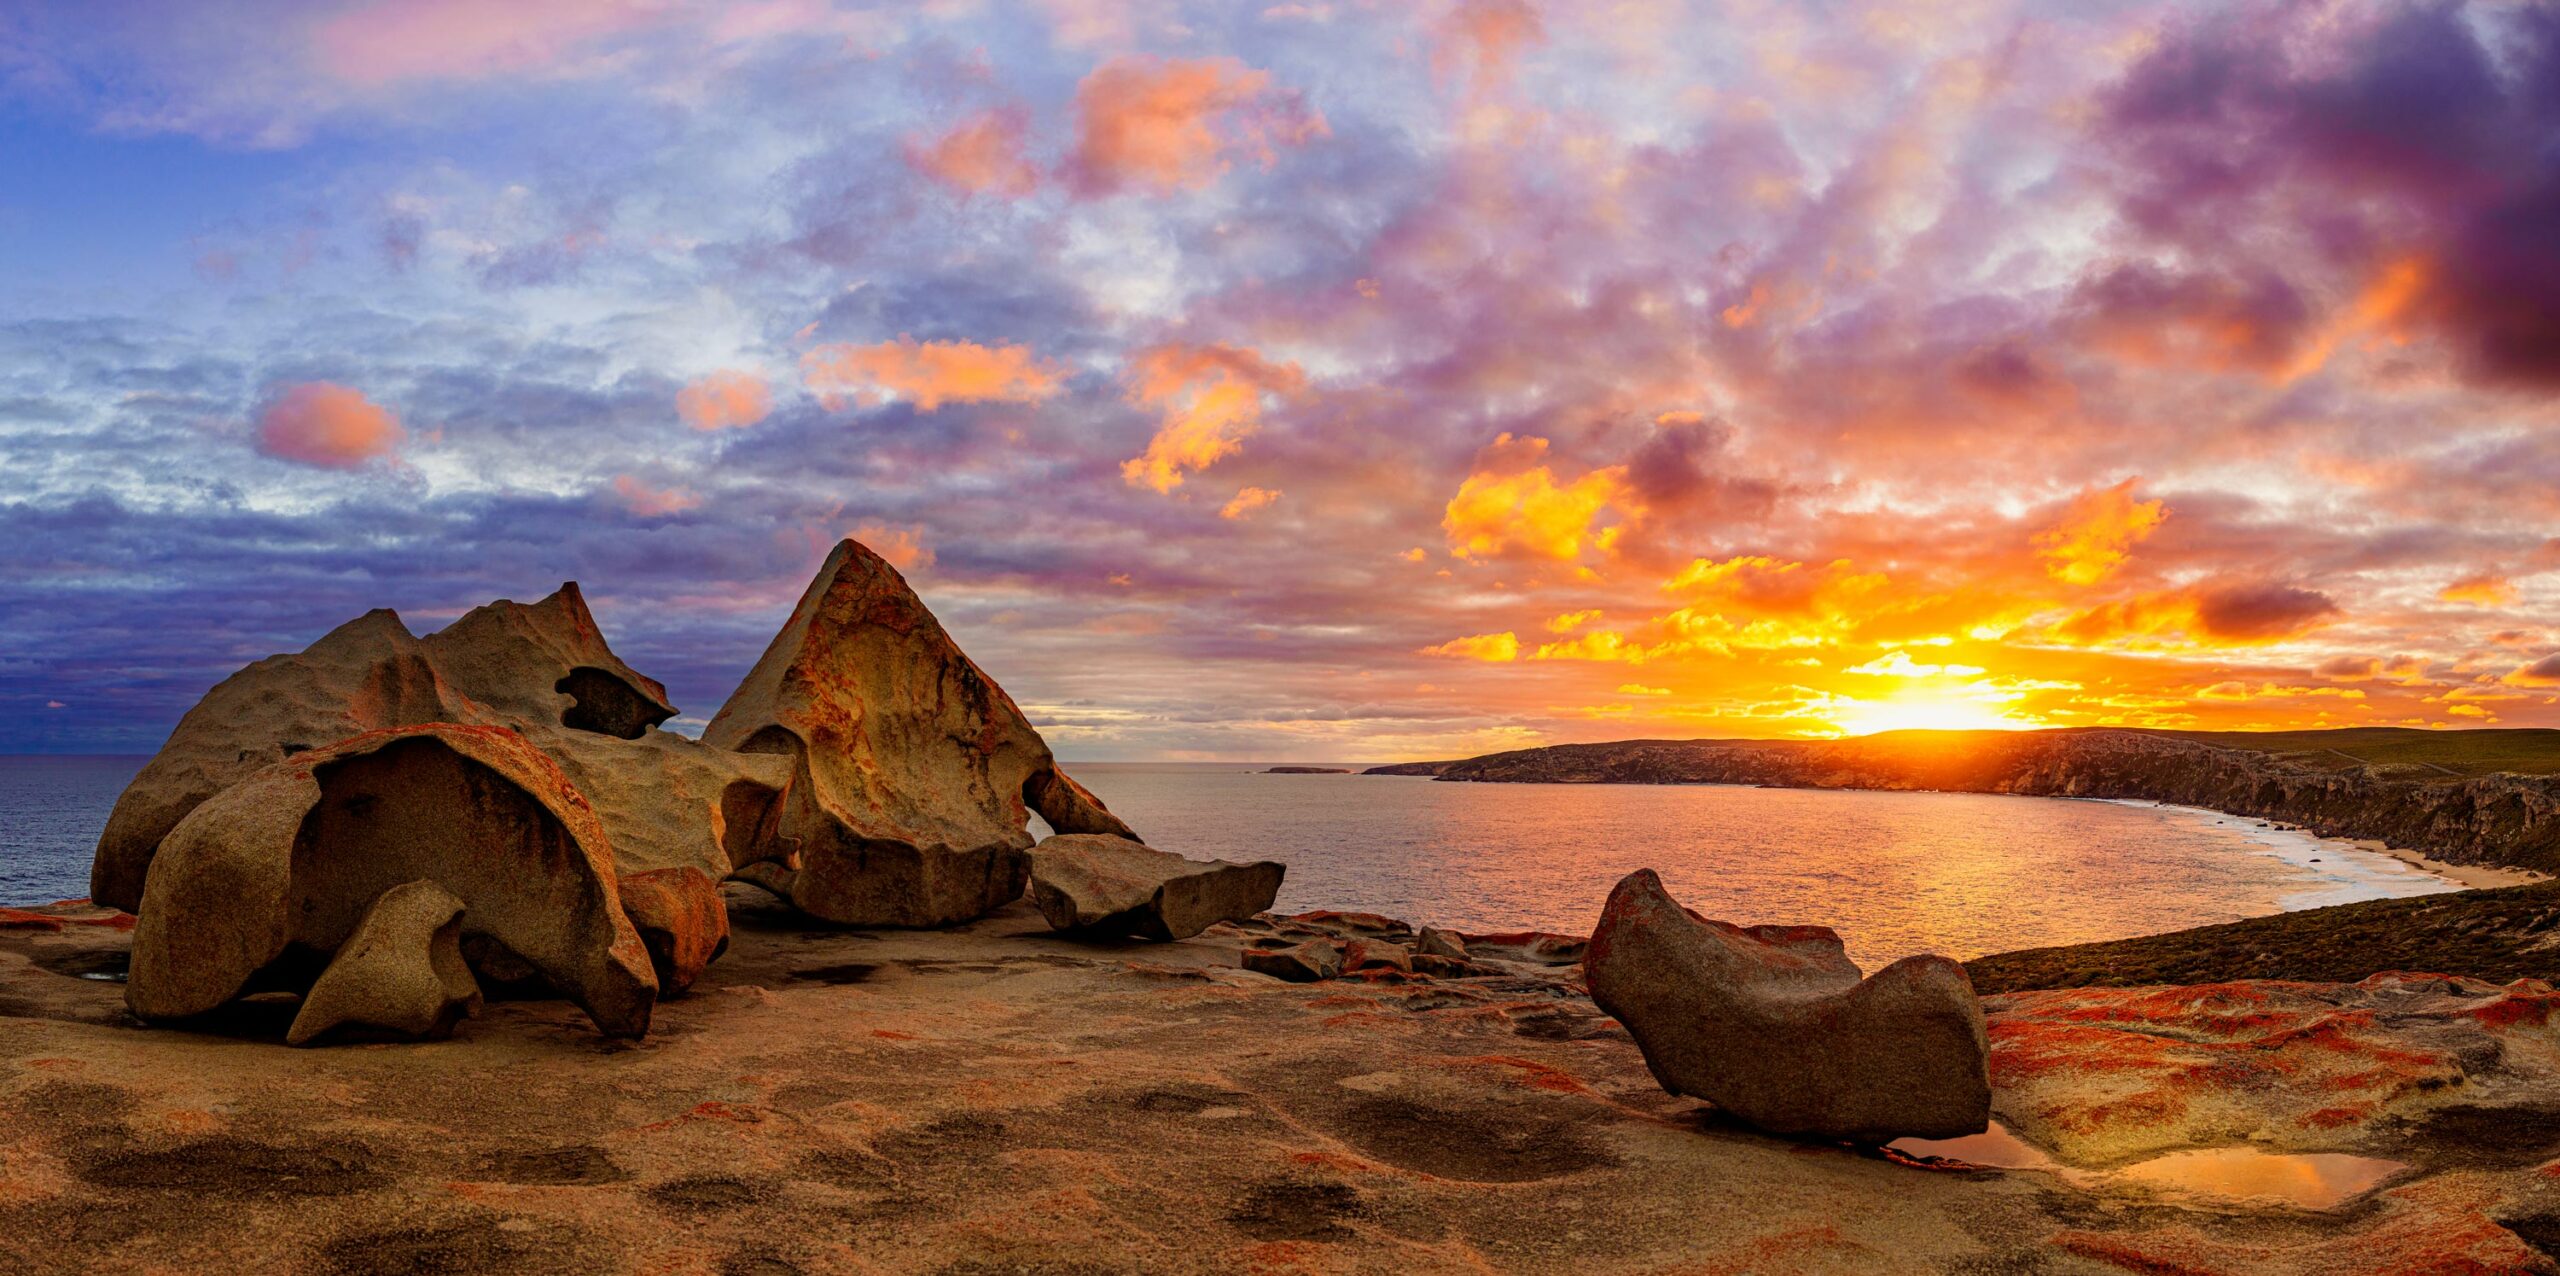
[1395,728,2560,876]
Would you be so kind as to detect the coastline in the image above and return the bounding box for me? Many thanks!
[2102,798,2549,900]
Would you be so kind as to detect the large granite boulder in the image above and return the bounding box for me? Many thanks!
[127,725,659,1038]
[703,539,1137,927]
[89,609,478,912]
[1585,869,1990,1142]
[1028,834,1283,941]
[286,880,482,1047]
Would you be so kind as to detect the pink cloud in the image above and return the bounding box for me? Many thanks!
[1065,56,1326,196]
[676,369,772,431]
[906,107,1041,198]
[310,0,668,86]
[1435,0,1545,91]
[255,382,405,469]
[612,475,701,517]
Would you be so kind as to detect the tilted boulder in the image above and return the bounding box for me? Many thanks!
[90,609,478,913]
[1584,869,1990,1143]
[127,725,659,1038]
[286,880,482,1047]
[1243,938,1343,982]
[1028,834,1284,941]
[703,539,1138,927]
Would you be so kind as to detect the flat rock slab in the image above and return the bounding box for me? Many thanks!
[1585,868,1991,1143]
[4,893,2560,1274]
[1028,834,1283,941]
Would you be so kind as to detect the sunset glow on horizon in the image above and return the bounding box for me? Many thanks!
[4,0,2559,758]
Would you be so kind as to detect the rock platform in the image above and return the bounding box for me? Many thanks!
[8,894,2560,1274]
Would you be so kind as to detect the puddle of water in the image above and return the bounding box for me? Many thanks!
[1888,1124,2407,1212]
[2115,1146,2407,1211]
[1890,1123,2056,1171]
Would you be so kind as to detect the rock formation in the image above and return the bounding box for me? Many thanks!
[1242,937,1343,981]
[127,725,659,1038]
[1584,869,1991,1142]
[702,539,1135,927]
[1027,834,1284,941]
[94,536,1161,1043]
[285,880,482,1046]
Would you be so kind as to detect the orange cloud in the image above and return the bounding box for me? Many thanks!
[1219,486,1281,520]
[1443,434,1635,562]
[2505,654,2560,688]
[2034,478,2167,586]
[1619,684,1671,697]
[905,108,1040,198]
[1121,344,1305,493]
[801,338,1066,412]
[255,382,405,469]
[1421,631,1521,661]
[676,369,771,431]
[1066,56,1326,195]
[849,523,934,572]
[2440,573,2519,606]
[611,475,700,517]
[2052,580,2341,646]
[1545,609,1603,633]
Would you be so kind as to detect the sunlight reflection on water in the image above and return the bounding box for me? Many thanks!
[1890,1125,2406,1211]
[1057,765,2461,965]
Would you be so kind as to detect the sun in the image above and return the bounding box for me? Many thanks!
[1828,689,2038,736]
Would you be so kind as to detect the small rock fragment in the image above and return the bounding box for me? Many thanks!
[1416,927,1468,960]
[1243,939,1343,982]
[1029,834,1284,941]
[1340,938,1411,974]
[286,880,482,1047]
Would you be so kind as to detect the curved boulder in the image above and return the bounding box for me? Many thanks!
[127,724,659,1038]
[286,880,482,1047]
[1584,868,1990,1143]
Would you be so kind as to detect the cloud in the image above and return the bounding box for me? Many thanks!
[255,382,405,469]
[310,0,670,87]
[1545,609,1602,633]
[1219,485,1280,519]
[2192,581,2342,642]
[610,475,700,517]
[2035,479,2168,586]
[1443,434,1634,562]
[1420,631,1520,661]
[1065,56,1326,196]
[1121,344,1303,493]
[1435,0,1545,91]
[849,523,933,571]
[2314,655,2381,681]
[1617,684,1669,697]
[906,107,1041,199]
[801,339,1066,412]
[676,370,771,431]
[2506,654,2560,688]
[2440,573,2519,607]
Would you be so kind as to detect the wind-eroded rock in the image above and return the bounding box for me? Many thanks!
[286,880,482,1047]
[1028,834,1283,941]
[703,539,1136,927]
[1585,869,1991,1142]
[127,724,658,1038]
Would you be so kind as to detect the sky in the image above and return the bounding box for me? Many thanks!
[2,0,2558,759]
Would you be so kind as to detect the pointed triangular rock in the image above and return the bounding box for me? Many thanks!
[704,538,1136,926]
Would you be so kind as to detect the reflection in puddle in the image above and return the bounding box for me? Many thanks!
[1888,1123,2407,1212]
[2116,1146,2407,1211]
[1891,1123,2056,1171]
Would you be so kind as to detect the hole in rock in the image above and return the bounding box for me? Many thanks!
[556,667,672,738]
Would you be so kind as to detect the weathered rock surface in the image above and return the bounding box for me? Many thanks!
[1416,926,1468,960]
[8,894,2560,1275]
[285,880,481,1047]
[1585,868,1992,1142]
[1028,834,1283,941]
[127,725,658,1038]
[89,609,476,912]
[702,539,1135,927]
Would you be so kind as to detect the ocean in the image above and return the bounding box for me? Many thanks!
[2,756,2456,965]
